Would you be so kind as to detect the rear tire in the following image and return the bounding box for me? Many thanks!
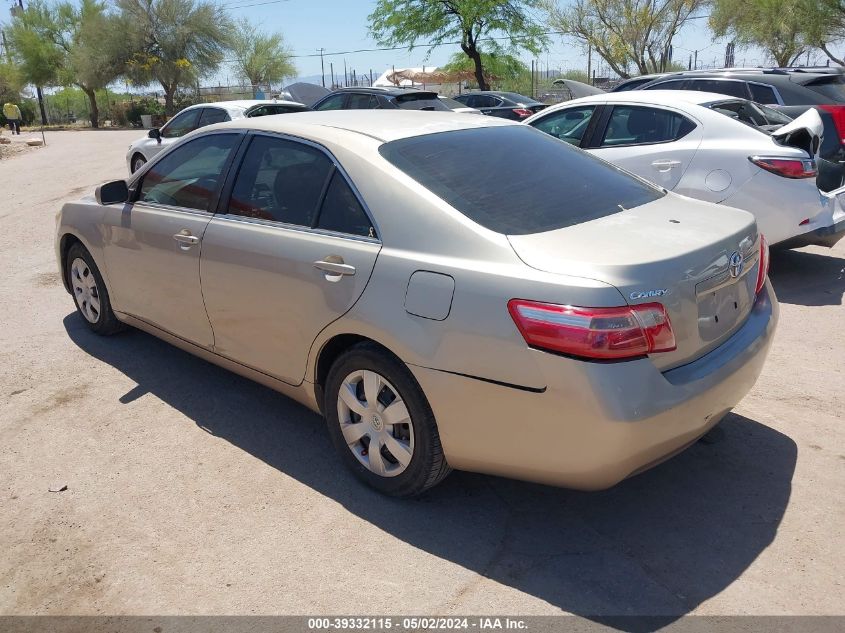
[66,243,124,335]
[324,342,451,496]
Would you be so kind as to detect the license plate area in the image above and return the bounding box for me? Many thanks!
[696,271,754,343]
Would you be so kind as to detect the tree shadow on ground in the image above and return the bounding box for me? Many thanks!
[65,315,797,632]
[769,247,845,307]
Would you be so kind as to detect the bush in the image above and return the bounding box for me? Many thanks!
[125,96,164,127]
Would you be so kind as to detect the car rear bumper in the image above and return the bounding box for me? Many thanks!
[775,217,845,249]
[409,282,778,490]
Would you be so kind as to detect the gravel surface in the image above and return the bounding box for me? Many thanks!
[0,130,843,619]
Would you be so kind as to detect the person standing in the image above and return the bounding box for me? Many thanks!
[3,102,22,135]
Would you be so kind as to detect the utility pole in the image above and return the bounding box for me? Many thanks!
[587,43,592,84]
[694,49,698,70]
[329,62,334,89]
[318,48,325,87]
[343,59,348,87]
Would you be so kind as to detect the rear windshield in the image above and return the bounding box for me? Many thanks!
[805,76,845,102]
[379,125,664,235]
[394,93,451,111]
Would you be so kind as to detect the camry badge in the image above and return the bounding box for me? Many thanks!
[630,289,669,300]
[729,251,744,278]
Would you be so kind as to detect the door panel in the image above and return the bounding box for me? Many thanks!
[102,132,241,347]
[591,105,703,190]
[200,220,379,383]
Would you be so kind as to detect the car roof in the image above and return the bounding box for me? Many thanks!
[185,99,305,112]
[549,90,742,108]
[641,68,842,86]
[323,87,437,97]
[208,109,516,143]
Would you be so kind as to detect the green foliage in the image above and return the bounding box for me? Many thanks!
[709,0,810,66]
[230,18,296,94]
[118,0,233,114]
[0,62,23,105]
[442,46,529,87]
[543,0,704,78]
[7,0,64,88]
[369,0,547,90]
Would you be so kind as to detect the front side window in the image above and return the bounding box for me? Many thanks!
[246,104,307,117]
[160,109,202,138]
[138,133,239,210]
[227,135,333,225]
[600,105,695,146]
[380,126,663,235]
[314,94,346,110]
[198,108,230,126]
[530,106,595,145]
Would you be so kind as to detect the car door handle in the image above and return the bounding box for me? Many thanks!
[314,259,356,279]
[173,231,199,249]
[651,159,682,172]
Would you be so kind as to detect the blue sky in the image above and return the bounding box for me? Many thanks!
[218,0,836,85]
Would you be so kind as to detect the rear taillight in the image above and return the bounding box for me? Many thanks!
[512,108,533,118]
[755,235,770,295]
[819,104,845,143]
[508,300,676,360]
[749,156,817,178]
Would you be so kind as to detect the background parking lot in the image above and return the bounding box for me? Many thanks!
[0,131,843,620]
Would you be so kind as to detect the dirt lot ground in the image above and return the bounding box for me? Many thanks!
[0,131,843,622]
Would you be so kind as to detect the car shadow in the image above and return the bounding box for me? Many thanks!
[64,315,797,631]
[769,247,845,306]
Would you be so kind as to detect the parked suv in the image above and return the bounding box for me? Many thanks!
[622,68,845,175]
[311,87,452,112]
[452,91,547,120]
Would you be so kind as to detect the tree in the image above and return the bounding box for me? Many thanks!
[543,0,703,79]
[709,0,808,66]
[369,0,547,91]
[0,61,23,106]
[229,18,296,96]
[118,0,232,114]
[441,45,529,89]
[8,0,126,127]
[802,0,845,65]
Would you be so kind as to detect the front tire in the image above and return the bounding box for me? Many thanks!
[66,243,124,335]
[131,153,146,173]
[324,343,451,496]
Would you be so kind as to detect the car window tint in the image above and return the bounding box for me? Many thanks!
[474,95,498,107]
[453,95,470,105]
[246,104,307,117]
[347,93,380,109]
[139,134,238,210]
[748,83,778,104]
[227,135,333,225]
[395,93,451,111]
[530,106,595,145]
[314,94,346,110]
[379,126,663,235]
[316,172,374,237]
[645,79,687,90]
[161,109,201,138]
[198,108,230,126]
[600,105,695,146]
[805,76,845,102]
[685,79,748,98]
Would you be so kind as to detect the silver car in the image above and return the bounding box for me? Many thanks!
[56,111,778,496]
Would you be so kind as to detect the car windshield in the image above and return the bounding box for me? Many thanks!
[805,76,845,102]
[379,125,664,235]
[706,99,792,130]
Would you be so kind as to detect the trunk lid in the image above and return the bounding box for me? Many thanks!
[507,194,760,370]
[771,108,823,158]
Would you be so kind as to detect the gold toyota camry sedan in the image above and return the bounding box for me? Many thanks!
[56,111,778,496]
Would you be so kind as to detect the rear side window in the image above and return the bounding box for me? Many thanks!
[316,172,374,237]
[748,83,778,104]
[198,108,230,126]
[600,105,695,146]
[139,134,238,210]
[684,79,748,99]
[379,126,663,235]
[347,93,380,109]
[227,136,333,225]
[529,106,595,145]
[394,93,451,111]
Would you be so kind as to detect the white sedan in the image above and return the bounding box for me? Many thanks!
[126,99,307,173]
[524,90,845,248]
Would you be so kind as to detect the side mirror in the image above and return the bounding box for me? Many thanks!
[148,128,161,143]
[95,180,130,206]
